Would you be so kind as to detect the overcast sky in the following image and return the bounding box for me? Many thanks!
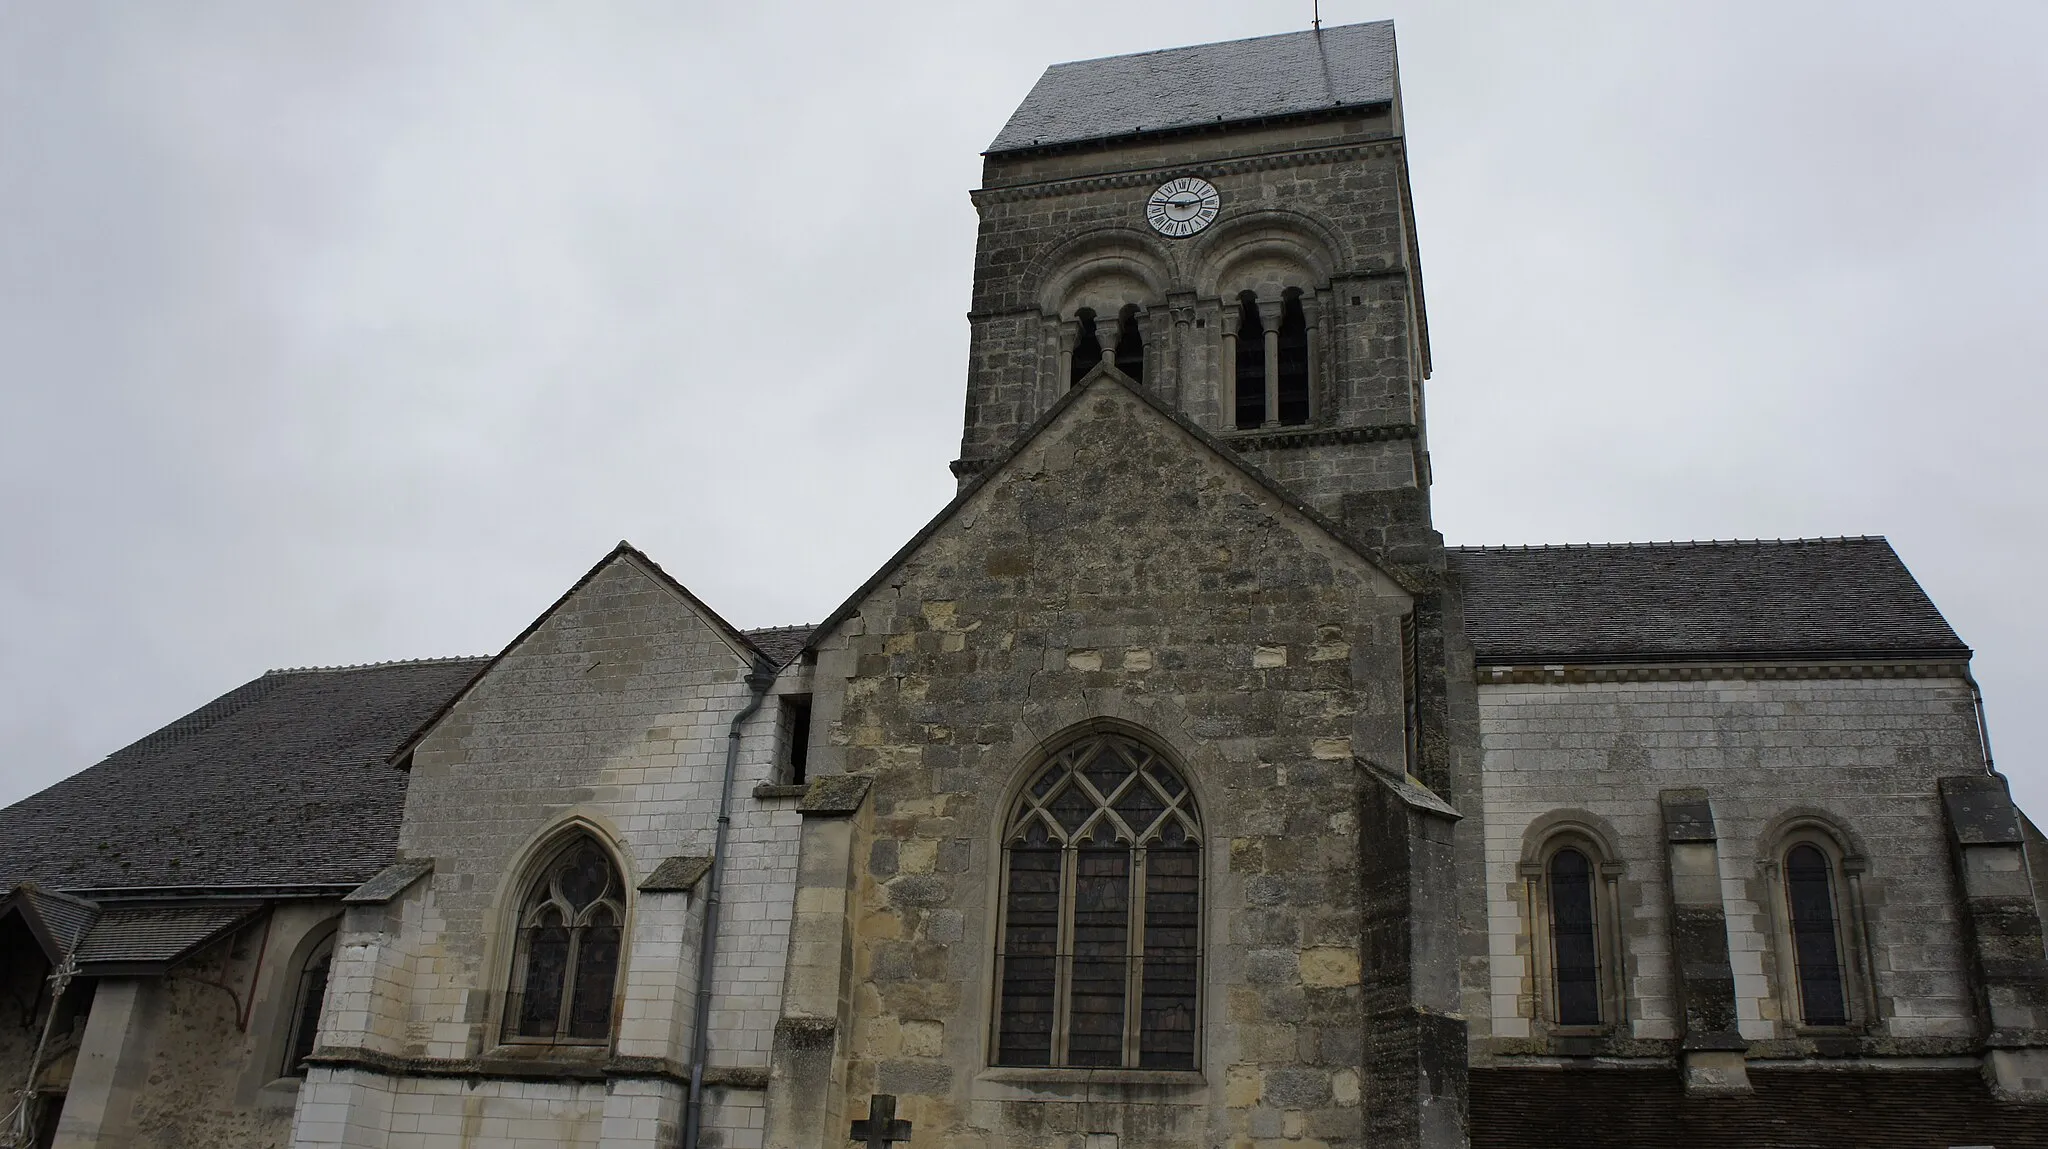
[3,2,2043,817]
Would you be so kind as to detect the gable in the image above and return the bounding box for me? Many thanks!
[394,542,767,762]
[813,366,1415,653]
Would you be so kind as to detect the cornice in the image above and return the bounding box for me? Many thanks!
[1220,421,1418,453]
[972,138,1404,205]
[304,1045,769,1090]
[954,420,1418,477]
[1475,659,1972,686]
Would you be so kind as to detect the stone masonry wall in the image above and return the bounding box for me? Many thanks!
[807,379,1416,1149]
[305,554,801,1149]
[961,115,1428,523]
[1477,673,1988,1061]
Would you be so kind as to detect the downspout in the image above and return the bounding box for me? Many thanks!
[1961,662,1996,775]
[682,657,776,1149]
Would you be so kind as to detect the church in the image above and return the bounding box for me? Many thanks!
[6,20,2048,1149]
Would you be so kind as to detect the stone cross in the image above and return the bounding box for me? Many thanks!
[849,1093,913,1148]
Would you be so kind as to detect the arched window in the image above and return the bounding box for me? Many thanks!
[505,835,625,1044]
[1114,305,1145,385]
[1547,848,1600,1026]
[1783,843,1849,1026]
[282,930,335,1076]
[1276,289,1310,425]
[1233,293,1265,429]
[994,732,1200,1070]
[1069,309,1102,387]
[1521,823,1625,1033]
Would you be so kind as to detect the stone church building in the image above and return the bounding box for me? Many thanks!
[5,20,2047,1149]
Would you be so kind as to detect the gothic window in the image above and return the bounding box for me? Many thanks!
[1547,849,1601,1026]
[994,732,1201,1070]
[1783,843,1850,1026]
[505,835,625,1044]
[1115,305,1145,385]
[1276,290,1310,425]
[281,930,335,1075]
[1234,293,1266,429]
[1070,309,1102,387]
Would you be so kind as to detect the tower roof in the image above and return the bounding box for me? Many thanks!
[987,21,1398,155]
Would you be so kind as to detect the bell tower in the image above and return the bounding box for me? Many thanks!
[955,20,1437,566]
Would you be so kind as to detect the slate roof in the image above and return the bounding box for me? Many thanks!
[988,21,1398,154]
[1470,1066,2048,1148]
[71,904,262,972]
[1450,537,1968,664]
[744,626,814,668]
[0,658,488,893]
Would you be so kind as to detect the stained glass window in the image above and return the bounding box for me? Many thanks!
[994,732,1201,1069]
[1785,844,1849,1026]
[1548,848,1601,1026]
[506,836,626,1043]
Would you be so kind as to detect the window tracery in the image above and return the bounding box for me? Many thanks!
[993,731,1200,1070]
[505,835,625,1044]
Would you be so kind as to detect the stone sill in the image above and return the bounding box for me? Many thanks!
[752,783,810,800]
[976,1066,1206,1088]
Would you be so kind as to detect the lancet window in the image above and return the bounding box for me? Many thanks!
[1069,309,1102,387]
[1115,305,1146,385]
[1783,843,1850,1026]
[994,732,1201,1070]
[1234,293,1266,429]
[505,835,625,1044]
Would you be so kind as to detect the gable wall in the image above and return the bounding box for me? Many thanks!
[1476,673,1987,1060]
[807,383,1414,1149]
[301,557,801,1149]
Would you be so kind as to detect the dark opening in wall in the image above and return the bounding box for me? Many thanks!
[1115,305,1145,385]
[1235,293,1265,429]
[1069,310,1101,387]
[1277,290,1310,425]
[780,695,813,786]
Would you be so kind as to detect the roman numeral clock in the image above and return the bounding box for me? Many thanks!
[1145,176,1221,237]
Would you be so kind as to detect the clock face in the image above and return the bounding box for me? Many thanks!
[1146,176,1221,237]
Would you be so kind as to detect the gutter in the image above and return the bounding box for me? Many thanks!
[681,659,776,1149]
[1961,662,1998,775]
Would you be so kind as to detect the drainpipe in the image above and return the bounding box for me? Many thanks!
[682,658,775,1149]
[1961,663,1996,775]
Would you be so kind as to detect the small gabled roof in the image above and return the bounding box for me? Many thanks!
[70,902,264,975]
[388,542,776,764]
[0,884,100,963]
[988,21,1398,154]
[1450,537,1970,665]
[0,658,487,894]
[805,362,1420,652]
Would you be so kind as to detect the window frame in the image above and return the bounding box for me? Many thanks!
[1519,826,1628,1036]
[988,730,1205,1072]
[1761,823,1871,1033]
[500,832,629,1048]
[280,928,336,1077]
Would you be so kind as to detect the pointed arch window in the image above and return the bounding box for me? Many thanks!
[1783,843,1850,1026]
[505,836,625,1044]
[994,732,1201,1070]
[282,931,335,1075]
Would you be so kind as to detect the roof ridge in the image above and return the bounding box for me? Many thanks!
[1042,19,1391,71]
[743,623,818,634]
[1448,536,1886,554]
[261,655,492,676]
